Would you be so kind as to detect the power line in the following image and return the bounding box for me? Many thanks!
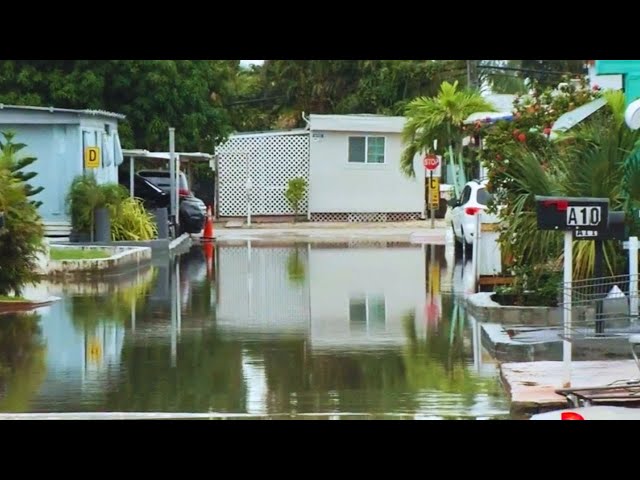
[478,64,585,77]
[225,95,286,106]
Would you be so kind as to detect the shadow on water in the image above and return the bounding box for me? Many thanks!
[0,241,509,419]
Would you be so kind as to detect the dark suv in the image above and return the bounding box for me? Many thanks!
[118,170,206,235]
[118,171,170,209]
[137,170,207,216]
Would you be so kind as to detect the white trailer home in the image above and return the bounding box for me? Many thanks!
[215,114,425,222]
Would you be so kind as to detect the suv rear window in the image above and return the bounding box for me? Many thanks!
[476,188,492,205]
[138,171,189,192]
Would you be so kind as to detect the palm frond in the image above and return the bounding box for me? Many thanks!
[623,145,640,208]
[400,80,497,178]
[400,141,419,178]
[603,89,626,126]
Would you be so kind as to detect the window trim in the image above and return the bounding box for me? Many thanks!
[347,135,387,165]
[349,293,387,333]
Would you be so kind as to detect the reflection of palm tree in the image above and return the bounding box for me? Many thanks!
[400,308,500,401]
[0,312,47,412]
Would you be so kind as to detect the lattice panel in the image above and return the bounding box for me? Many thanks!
[387,212,422,222]
[215,245,310,328]
[310,213,349,222]
[348,213,388,222]
[217,133,310,217]
[310,212,422,222]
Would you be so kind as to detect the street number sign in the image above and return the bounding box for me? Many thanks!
[566,206,601,227]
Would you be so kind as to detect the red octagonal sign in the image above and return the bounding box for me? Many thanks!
[423,154,440,171]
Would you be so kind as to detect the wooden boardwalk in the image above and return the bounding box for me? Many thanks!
[501,360,640,417]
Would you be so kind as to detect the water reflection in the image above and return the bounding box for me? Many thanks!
[0,241,509,419]
[0,312,46,412]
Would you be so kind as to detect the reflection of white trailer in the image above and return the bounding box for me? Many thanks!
[470,212,503,293]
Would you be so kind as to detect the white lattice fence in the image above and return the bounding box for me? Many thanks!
[217,132,310,217]
[309,212,422,222]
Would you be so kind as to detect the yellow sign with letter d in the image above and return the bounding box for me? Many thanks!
[84,147,101,168]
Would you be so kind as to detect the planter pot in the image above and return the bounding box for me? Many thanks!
[69,230,91,243]
[94,207,111,242]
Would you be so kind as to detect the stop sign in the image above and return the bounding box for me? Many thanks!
[423,154,440,171]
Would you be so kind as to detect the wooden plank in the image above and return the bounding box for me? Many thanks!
[481,223,500,232]
[501,360,640,416]
[478,276,514,286]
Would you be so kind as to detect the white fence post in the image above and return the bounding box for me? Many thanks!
[563,231,573,388]
[245,154,252,226]
[630,236,639,321]
[471,212,480,292]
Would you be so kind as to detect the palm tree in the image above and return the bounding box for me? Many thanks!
[400,81,496,186]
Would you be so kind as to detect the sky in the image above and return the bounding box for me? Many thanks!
[240,60,264,67]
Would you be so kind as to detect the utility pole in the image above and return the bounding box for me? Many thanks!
[466,60,479,90]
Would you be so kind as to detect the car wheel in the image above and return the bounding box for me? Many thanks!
[461,227,473,255]
[453,225,463,256]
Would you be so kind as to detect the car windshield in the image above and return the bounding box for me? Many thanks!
[476,187,492,206]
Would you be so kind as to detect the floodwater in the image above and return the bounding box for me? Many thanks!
[0,241,509,419]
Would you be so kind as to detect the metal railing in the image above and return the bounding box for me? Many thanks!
[558,273,640,341]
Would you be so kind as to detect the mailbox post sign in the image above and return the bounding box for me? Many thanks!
[534,195,614,387]
[573,211,626,241]
[535,196,609,232]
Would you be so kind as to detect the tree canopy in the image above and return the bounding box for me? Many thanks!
[0,60,237,151]
[0,60,589,148]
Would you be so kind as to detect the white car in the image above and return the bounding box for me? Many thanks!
[449,179,496,250]
[530,405,640,420]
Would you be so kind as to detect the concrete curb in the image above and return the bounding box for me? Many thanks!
[44,245,152,277]
[0,296,61,315]
[481,323,563,363]
[466,291,564,325]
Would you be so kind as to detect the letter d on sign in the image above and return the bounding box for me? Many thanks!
[84,147,101,169]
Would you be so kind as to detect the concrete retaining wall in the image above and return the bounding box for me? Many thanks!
[47,233,193,258]
[466,292,594,325]
[43,245,151,277]
[481,323,563,362]
[470,292,633,363]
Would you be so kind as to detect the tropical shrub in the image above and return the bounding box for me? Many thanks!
[478,79,640,280]
[0,141,44,296]
[66,175,157,241]
[493,265,562,307]
[66,175,126,239]
[284,177,308,222]
[0,131,44,208]
[109,197,157,241]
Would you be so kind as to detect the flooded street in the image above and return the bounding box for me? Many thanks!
[0,241,509,419]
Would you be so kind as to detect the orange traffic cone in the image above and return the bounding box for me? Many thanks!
[203,206,214,241]
[203,241,214,278]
